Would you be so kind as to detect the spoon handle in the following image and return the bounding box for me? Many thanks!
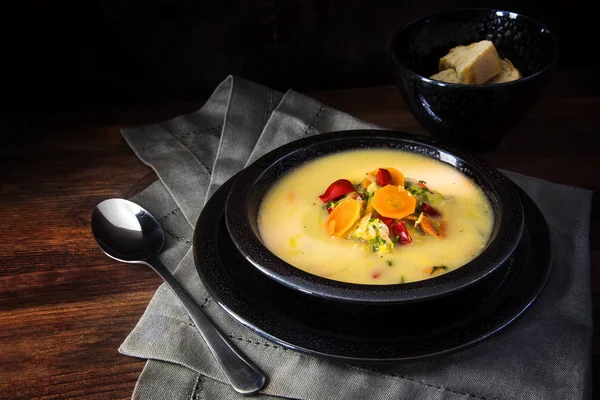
[146,258,267,395]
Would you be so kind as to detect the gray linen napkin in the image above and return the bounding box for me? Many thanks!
[119,76,593,400]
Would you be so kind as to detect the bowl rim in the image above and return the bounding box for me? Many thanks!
[225,130,525,304]
[388,7,560,88]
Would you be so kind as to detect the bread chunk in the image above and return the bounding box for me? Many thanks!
[487,58,522,84]
[429,69,463,84]
[439,40,503,84]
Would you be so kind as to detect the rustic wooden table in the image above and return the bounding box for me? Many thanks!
[1,68,598,399]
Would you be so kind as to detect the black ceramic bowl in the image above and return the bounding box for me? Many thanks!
[390,8,558,150]
[225,130,524,304]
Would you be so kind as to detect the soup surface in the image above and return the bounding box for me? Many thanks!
[257,149,493,284]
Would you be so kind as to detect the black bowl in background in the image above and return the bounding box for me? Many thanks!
[225,130,524,305]
[389,8,559,151]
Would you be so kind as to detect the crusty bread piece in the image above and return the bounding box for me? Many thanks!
[429,69,463,83]
[439,40,503,84]
[487,58,522,84]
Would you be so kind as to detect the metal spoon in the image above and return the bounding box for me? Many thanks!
[91,198,266,395]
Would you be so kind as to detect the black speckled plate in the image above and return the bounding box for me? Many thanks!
[193,175,552,362]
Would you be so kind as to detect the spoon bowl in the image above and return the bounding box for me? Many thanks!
[91,198,267,395]
[92,199,163,262]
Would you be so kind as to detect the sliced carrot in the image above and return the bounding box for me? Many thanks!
[419,215,445,238]
[369,168,404,187]
[325,199,362,237]
[371,185,416,220]
[385,168,405,187]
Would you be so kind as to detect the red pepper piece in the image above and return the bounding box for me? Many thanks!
[417,180,428,189]
[376,168,393,186]
[421,202,441,217]
[391,221,412,244]
[318,179,355,203]
[378,216,394,228]
[372,272,381,279]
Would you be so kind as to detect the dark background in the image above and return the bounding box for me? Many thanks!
[2,0,598,112]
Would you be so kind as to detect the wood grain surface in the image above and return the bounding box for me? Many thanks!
[1,68,598,399]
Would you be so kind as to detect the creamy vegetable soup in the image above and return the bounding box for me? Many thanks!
[257,149,493,285]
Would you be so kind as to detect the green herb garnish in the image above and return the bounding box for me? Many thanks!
[430,265,448,275]
[406,183,443,206]
[369,236,385,252]
[325,199,341,210]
